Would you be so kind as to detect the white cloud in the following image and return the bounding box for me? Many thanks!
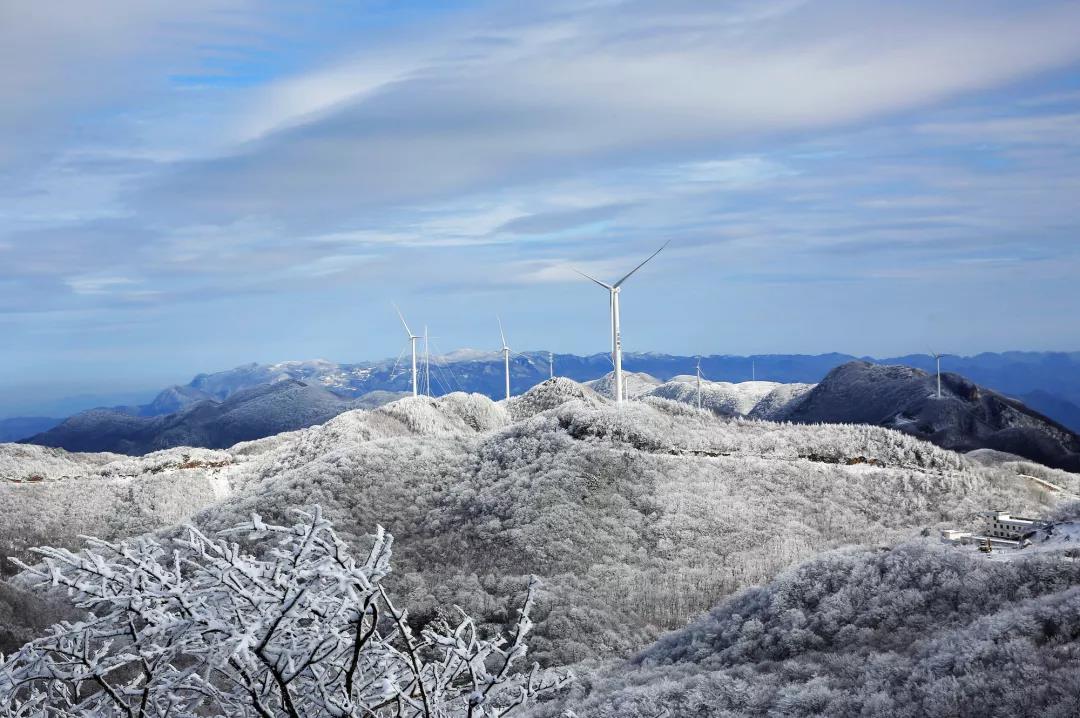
[4,0,1080,348]
[915,112,1080,146]
[666,157,796,186]
[66,276,139,296]
[288,253,376,278]
[134,1,1080,224]
[0,0,258,168]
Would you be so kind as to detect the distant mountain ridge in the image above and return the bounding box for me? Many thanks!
[0,417,62,443]
[584,362,1080,471]
[11,351,1080,451]
[27,381,407,455]
[7,351,1080,423]
[17,358,1080,471]
[773,361,1080,472]
[55,350,1080,415]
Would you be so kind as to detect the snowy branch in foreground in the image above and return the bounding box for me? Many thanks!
[0,507,570,717]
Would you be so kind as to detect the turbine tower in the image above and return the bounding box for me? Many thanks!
[696,357,703,410]
[930,351,943,399]
[549,352,554,380]
[497,316,511,401]
[394,304,421,397]
[574,241,668,405]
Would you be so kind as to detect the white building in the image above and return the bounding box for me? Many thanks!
[985,511,1044,541]
[941,529,972,543]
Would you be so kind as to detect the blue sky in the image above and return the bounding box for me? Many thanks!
[2,0,1080,413]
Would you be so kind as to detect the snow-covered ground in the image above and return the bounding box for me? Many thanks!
[642,375,815,418]
[585,370,662,399]
[2,376,1077,682]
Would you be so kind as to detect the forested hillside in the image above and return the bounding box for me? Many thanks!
[1,379,1052,665]
[778,362,1080,471]
[557,537,1080,717]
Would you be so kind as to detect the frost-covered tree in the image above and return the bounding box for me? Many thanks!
[0,507,568,717]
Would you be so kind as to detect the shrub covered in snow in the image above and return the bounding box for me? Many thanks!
[0,508,568,717]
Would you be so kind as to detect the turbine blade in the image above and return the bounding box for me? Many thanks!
[393,303,413,338]
[497,315,508,349]
[613,240,669,288]
[572,268,613,290]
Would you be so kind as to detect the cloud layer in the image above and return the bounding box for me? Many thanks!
[2,0,1080,400]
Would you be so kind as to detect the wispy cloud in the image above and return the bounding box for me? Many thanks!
[66,276,140,296]
[3,0,1080,389]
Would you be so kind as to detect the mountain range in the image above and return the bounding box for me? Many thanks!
[777,361,1080,472]
[4,378,1079,714]
[25,381,407,455]
[6,350,1080,429]
[18,354,1080,470]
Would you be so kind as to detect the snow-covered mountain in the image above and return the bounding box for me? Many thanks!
[21,360,1080,472]
[643,376,815,418]
[1,380,1059,657]
[774,361,1080,471]
[585,370,663,398]
[12,351,1080,428]
[629,363,1080,471]
[3,378,1078,712]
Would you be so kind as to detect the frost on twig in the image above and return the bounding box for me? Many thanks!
[0,506,570,717]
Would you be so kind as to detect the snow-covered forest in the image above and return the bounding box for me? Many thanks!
[2,379,1077,714]
[551,536,1080,717]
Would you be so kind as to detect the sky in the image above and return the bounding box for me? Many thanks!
[2,0,1080,414]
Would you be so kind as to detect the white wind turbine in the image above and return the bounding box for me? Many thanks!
[574,241,669,405]
[497,316,511,401]
[930,351,944,399]
[393,304,421,397]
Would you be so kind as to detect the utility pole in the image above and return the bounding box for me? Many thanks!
[423,326,430,396]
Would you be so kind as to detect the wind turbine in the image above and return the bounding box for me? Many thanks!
[574,241,669,405]
[549,352,554,380]
[930,351,943,399]
[497,316,511,401]
[394,304,421,397]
